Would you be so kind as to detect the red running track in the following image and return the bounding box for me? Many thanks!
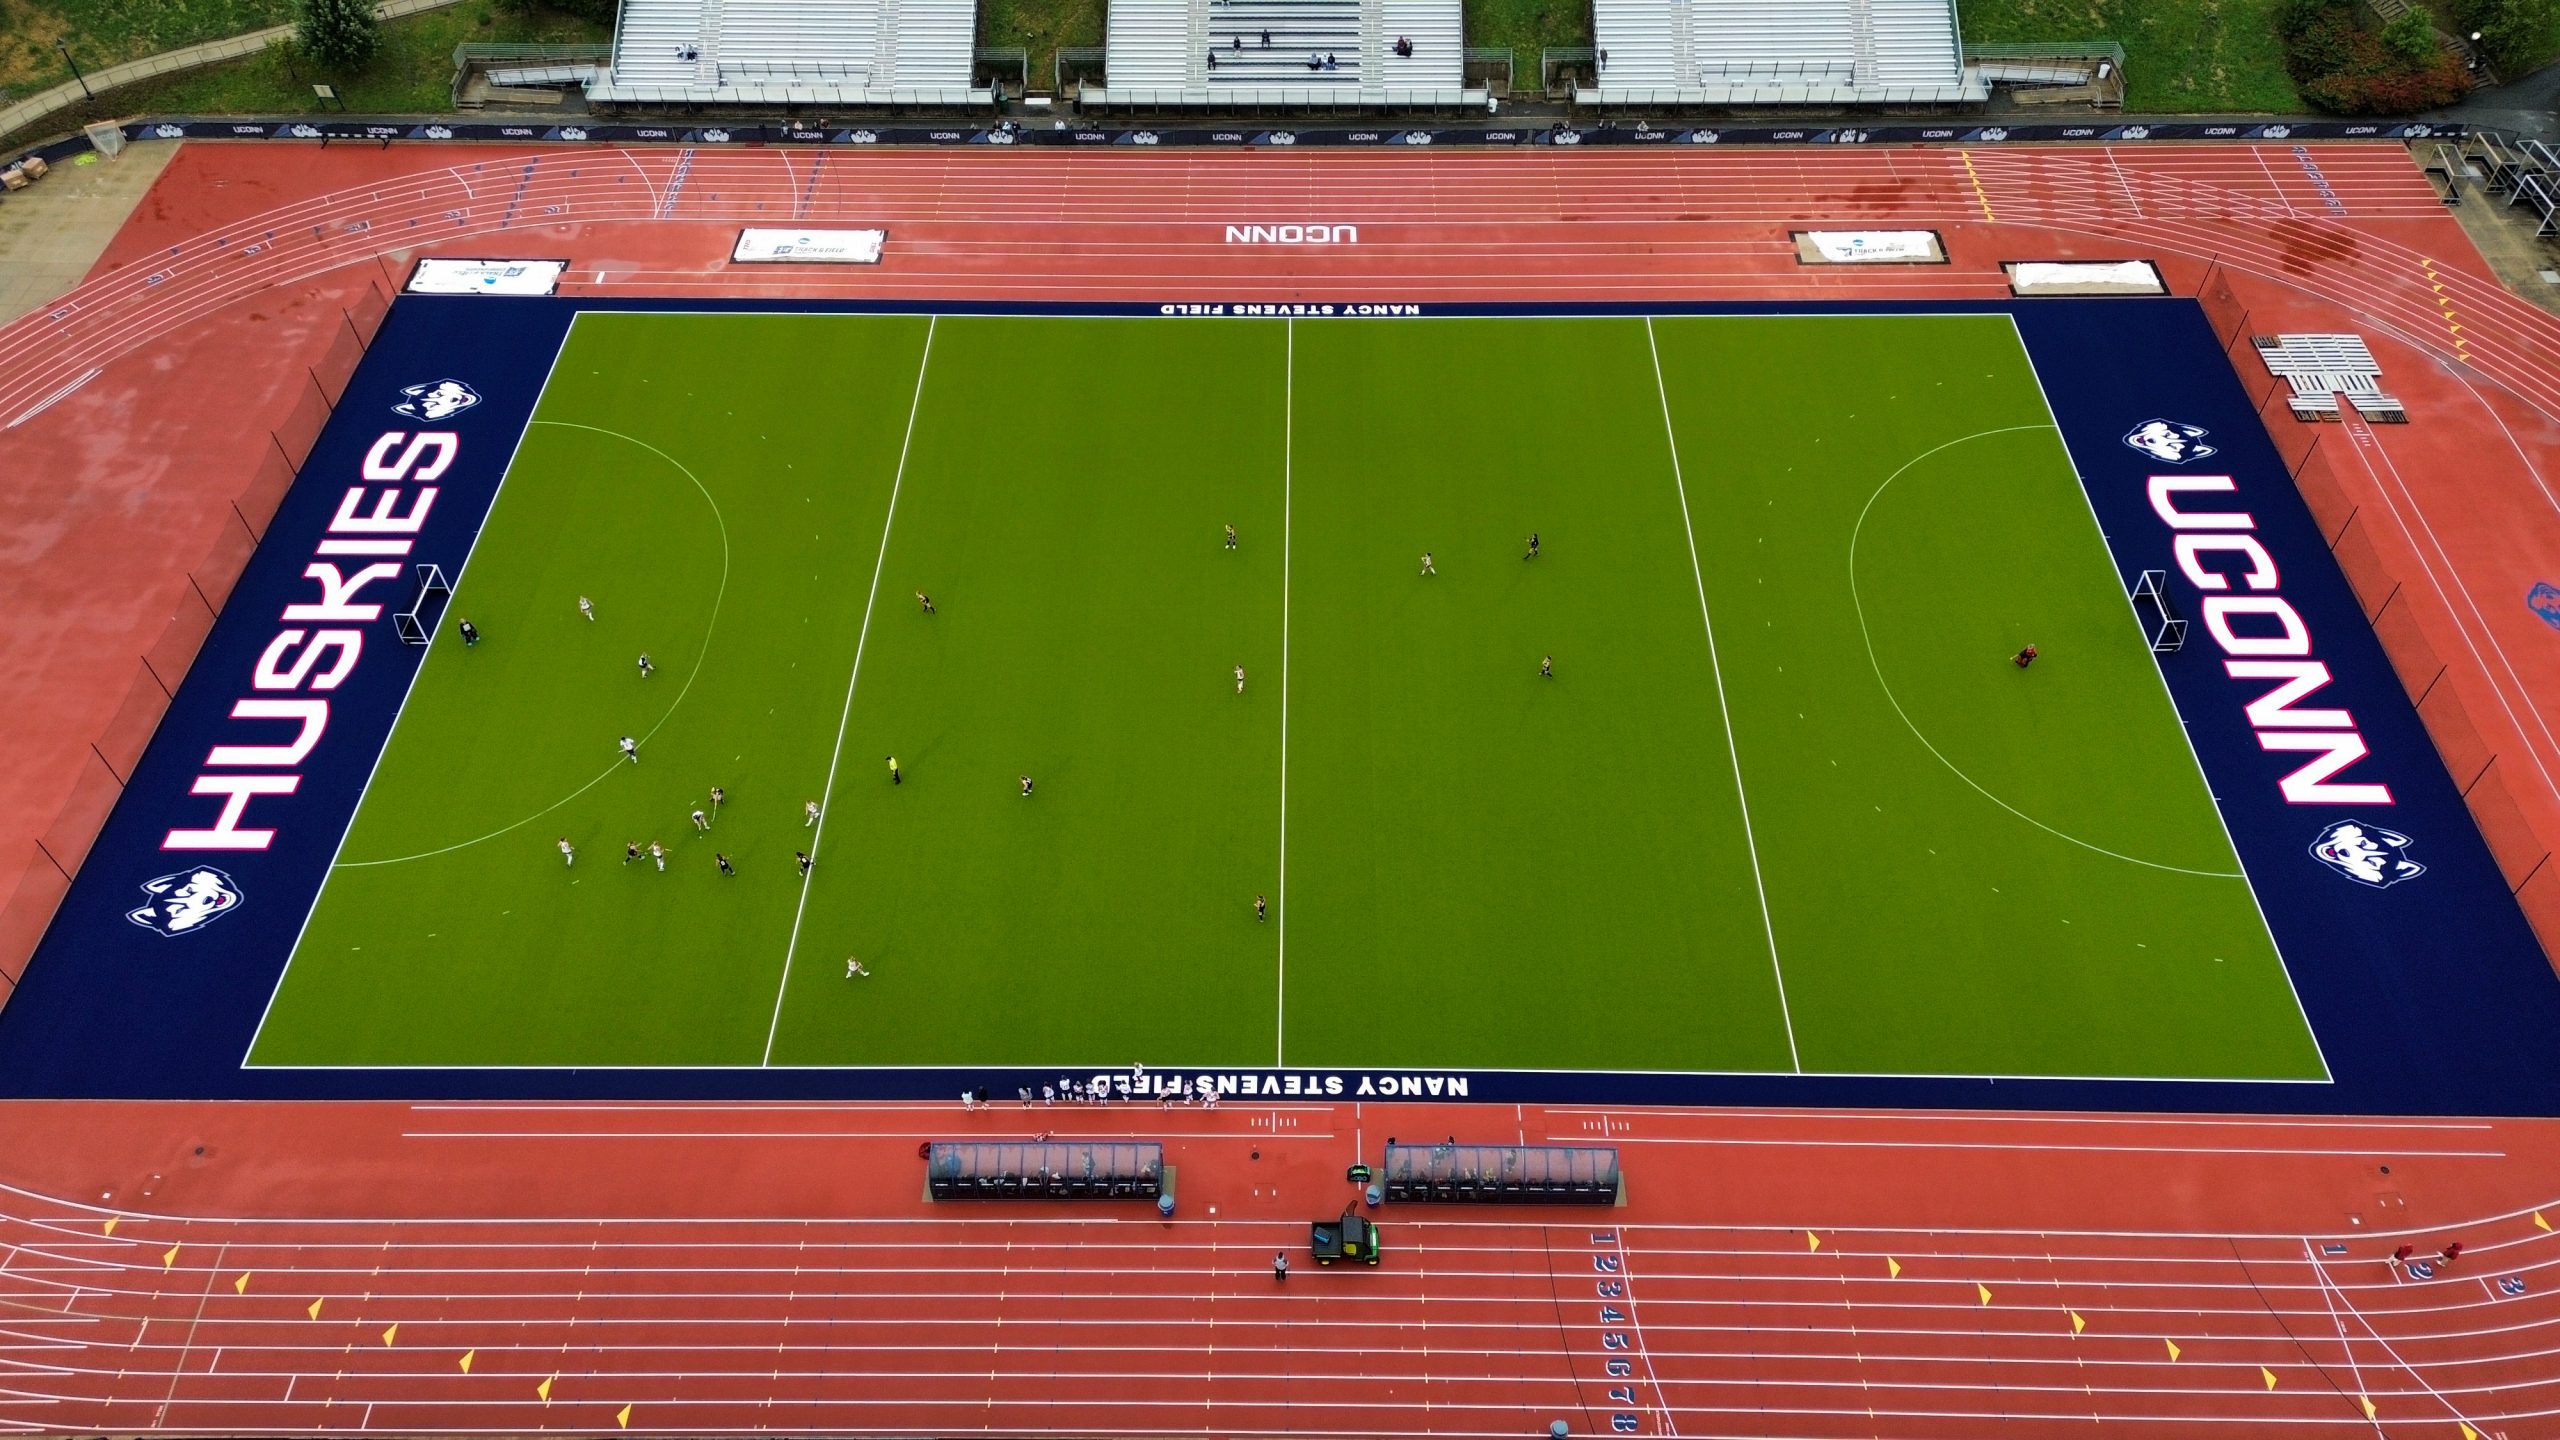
[3,141,2560,1436]
[0,1100,2557,1436]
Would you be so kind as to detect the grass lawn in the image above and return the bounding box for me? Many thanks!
[246,308,2324,1083]
[1,0,292,94]
[7,0,606,140]
[1960,0,2303,112]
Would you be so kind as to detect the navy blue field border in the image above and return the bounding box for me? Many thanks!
[4,293,2556,1113]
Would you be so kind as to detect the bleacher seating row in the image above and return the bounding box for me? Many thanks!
[595,0,984,102]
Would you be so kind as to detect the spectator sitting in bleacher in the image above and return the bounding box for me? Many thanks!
[1208,49,1219,68]
[1260,27,1270,46]
[1308,52,1323,69]
[1394,35,1413,56]
[1324,52,1338,69]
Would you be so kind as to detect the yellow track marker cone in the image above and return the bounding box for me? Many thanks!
[1977,1283,1993,1306]
[459,1350,475,1375]
[1886,1257,1901,1279]
[2461,1423,2478,1440]
[537,1375,555,1404]
[381,1323,399,1348]
[2069,1310,2086,1334]
[162,1244,180,1271]
[2164,1338,2182,1362]
[307,1297,324,1321]
[2262,1366,2278,1391]
[101,1218,117,1237]
[233,1273,250,1296]
[1806,1231,1821,1253]
[2361,1395,2377,1421]
[617,1403,632,1429]
[2536,1211,2552,1233]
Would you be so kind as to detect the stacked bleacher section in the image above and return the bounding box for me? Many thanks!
[1084,0,1478,107]
[587,0,990,106]
[1582,0,1985,106]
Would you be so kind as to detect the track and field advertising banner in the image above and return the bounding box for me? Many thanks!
[405,259,567,295]
[1798,230,1945,264]
[732,228,887,264]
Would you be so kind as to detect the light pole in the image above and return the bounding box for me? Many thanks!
[57,39,91,100]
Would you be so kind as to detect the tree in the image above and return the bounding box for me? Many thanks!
[2455,0,2558,74]
[2380,10,2438,66]
[297,0,381,71]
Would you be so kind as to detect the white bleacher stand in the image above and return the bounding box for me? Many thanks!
[587,0,990,106]
[1084,0,1479,107]
[1580,0,1984,107]
[2253,334,2408,424]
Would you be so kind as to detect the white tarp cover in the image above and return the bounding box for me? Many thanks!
[732,228,888,264]
[405,259,568,295]
[2007,260,2167,295]
[1798,230,1944,264]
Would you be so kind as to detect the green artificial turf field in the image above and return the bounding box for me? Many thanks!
[247,309,2328,1081]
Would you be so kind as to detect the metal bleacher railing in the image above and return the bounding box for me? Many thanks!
[449,42,614,109]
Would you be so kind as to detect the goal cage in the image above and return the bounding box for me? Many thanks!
[392,564,454,647]
[2129,568,2187,654]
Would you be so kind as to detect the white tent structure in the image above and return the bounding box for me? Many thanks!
[589,0,991,106]
[1581,0,1984,107]
[1084,0,1481,108]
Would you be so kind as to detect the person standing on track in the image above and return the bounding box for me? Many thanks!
[1020,774,1035,798]
[1524,531,1540,561]
[716,852,735,876]
[917,591,935,615]
[1541,654,1554,679]
[796,850,814,877]
[458,618,481,647]
[558,836,575,866]
[624,840,642,865]
[1235,664,1247,694]
[710,785,726,814]
[1225,523,1238,550]
[1273,1251,1290,1282]
[1255,894,1268,922]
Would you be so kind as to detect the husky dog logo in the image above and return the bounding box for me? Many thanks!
[2529,580,2560,632]
[393,379,480,422]
[2309,820,2425,889]
[2124,418,2216,464]
[126,867,243,936]
[154,123,186,139]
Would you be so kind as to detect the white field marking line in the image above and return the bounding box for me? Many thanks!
[2104,146,2145,217]
[331,418,735,869]
[403,1099,1343,1112]
[2002,312,2333,1084]
[1644,315,1798,1074]
[2446,353,2560,521]
[1546,1134,2505,1159]
[2252,147,2298,218]
[150,1240,224,1429]
[1276,316,1293,1066]
[2304,1238,2385,1432]
[761,313,938,1066]
[2318,1254,2506,1432]
[1845,417,2248,881]
[19,1174,2551,1253]
[2345,413,2560,800]
[1534,1105,2493,1130]
[239,311,583,1067]
[3,367,97,429]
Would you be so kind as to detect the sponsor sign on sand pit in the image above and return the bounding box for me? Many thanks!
[733,228,888,264]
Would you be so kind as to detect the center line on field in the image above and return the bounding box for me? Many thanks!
[1645,316,1801,1074]
[1276,317,1295,1068]
[762,316,938,1066]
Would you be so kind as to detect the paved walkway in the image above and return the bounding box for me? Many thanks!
[0,0,467,148]
[0,140,174,326]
